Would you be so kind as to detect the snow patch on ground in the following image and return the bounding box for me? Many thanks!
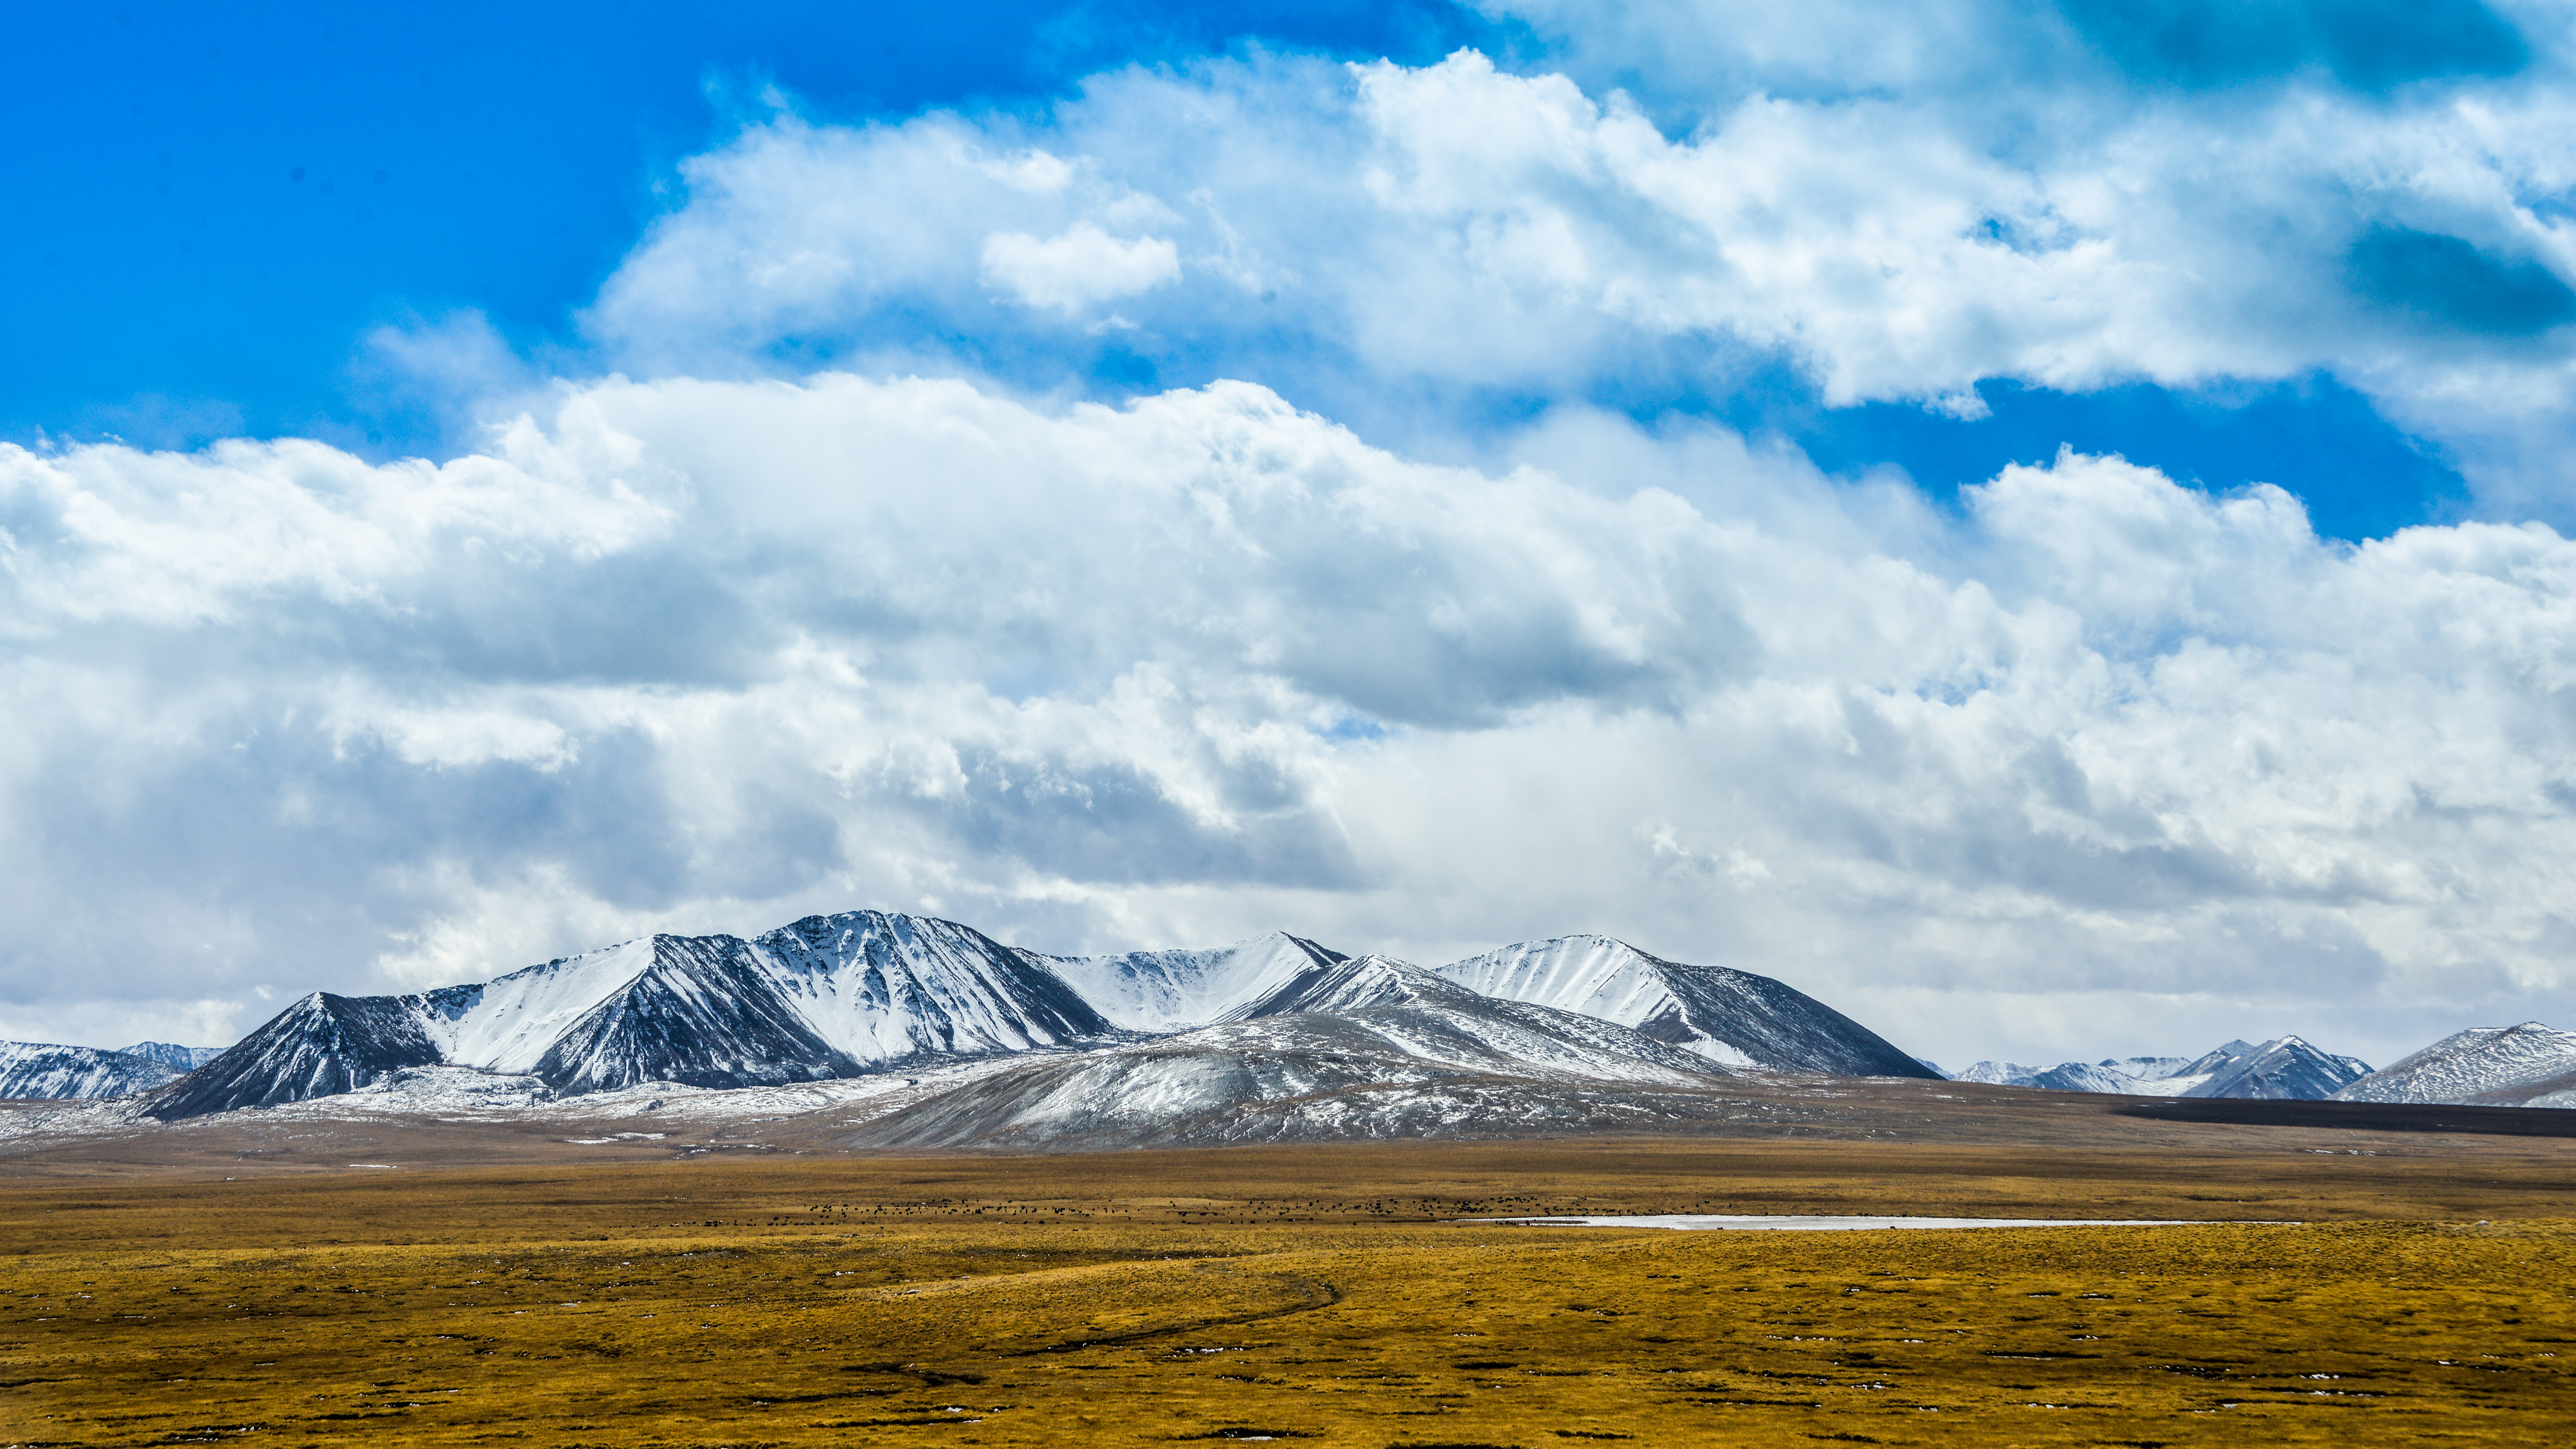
[2336,1022,2576,1106]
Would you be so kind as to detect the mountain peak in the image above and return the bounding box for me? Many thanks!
[2337,1020,2576,1107]
[1230,954,1468,1020]
[1435,935,1934,1077]
[145,909,1112,1117]
[0,1040,183,1100]
[1036,931,1349,1031]
[1967,1036,2369,1100]
[115,1041,228,1071]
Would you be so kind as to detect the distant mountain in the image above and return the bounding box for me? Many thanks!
[0,1041,181,1100]
[1034,932,1347,1031]
[147,992,448,1117]
[116,1041,228,1070]
[2334,1022,2576,1107]
[137,913,1940,1123]
[1954,1038,2370,1100]
[845,954,1745,1149]
[2101,1055,2193,1081]
[1432,935,1936,1077]
[145,911,1107,1119]
[2026,1061,2143,1093]
[2156,1037,2373,1100]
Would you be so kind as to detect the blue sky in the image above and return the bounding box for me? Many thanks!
[8,1,2479,538]
[7,0,2576,1068]
[6,2,1507,448]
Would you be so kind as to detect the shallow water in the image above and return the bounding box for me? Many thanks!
[1473,1213,2217,1230]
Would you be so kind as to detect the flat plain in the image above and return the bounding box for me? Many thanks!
[6,1110,2576,1446]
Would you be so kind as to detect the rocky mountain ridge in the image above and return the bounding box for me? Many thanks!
[0,1041,185,1100]
[1433,934,1927,1076]
[127,911,1934,1122]
[116,1042,228,1071]
[2334,1022,2576,1108]
[1951,1037,2373,1101]
[147,912,1104,1119]
[843,953,1751,1149]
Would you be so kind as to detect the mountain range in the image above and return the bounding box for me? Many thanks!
[1952,1037,2374,1100]
[18,910,2574,1138]
[126,913,1936,1123]
[0,1040,238,1100]
[146,912,1108,1118]
[1433,935,1923,1075]
[846,953,1757,1149]
[0,1042,179,1100]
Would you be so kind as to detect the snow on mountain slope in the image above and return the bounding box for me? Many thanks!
[532,934,865,1093]
[115,1042,228,1071]
[1957,1059,2164,1093]
[1952,1061,2046,1085]
[2334,1023,2576,1107]
[137,913,1966,1124]
[1033,931,1346,1031]
[844,953,1742,1149]
[1435,935,1934,1076]
[0,1041,179,1099]
[144,910,1112,1117]
[2522,1075,2576,1108]
[756,910,1108,1060]
[2025,1062,2142,1093]
[1239,954,1743,1081]
[2181,1037,2370,1100]
[145,993,445,1118]
[1232,953,1465,1018]
[418,936,661,1074]
[1951,1039,2368,1099]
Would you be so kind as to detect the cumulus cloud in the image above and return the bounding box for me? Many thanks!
[586,41,2576,510]
[982,223,1181,311]
[13,23,2576,1066]
[6,372,2575,1064]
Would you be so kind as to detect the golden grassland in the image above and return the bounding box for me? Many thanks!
[6,1139,2575,1446]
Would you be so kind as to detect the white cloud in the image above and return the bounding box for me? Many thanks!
[582,46,2576,510]
[16,22,2576,1071]
[6,372,2576,1067]
[0,430,669,629]
[982,223,1180,311]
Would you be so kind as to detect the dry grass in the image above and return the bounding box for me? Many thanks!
[6,1140,2575,1446]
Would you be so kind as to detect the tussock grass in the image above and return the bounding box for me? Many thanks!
[6,1142,2574,1444]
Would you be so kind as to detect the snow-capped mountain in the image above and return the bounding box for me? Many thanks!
[1432,935,1935,1077]
[1237,954,1744,1079]
[846,954,1744,1149]
[0,1041,182,1100]
[1033,932,1348,1030]
[2334,1022,2576,1107]
[2029,1061,2145,1093]
[148,992,449,1116]
[137,911,1946,1124]
[116,1041,228,1070]
[1955,1059,2163,1092]
[146,911,1107,1118]
[1952,1037,2370,1100]
[2156,1037,2373,1100]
